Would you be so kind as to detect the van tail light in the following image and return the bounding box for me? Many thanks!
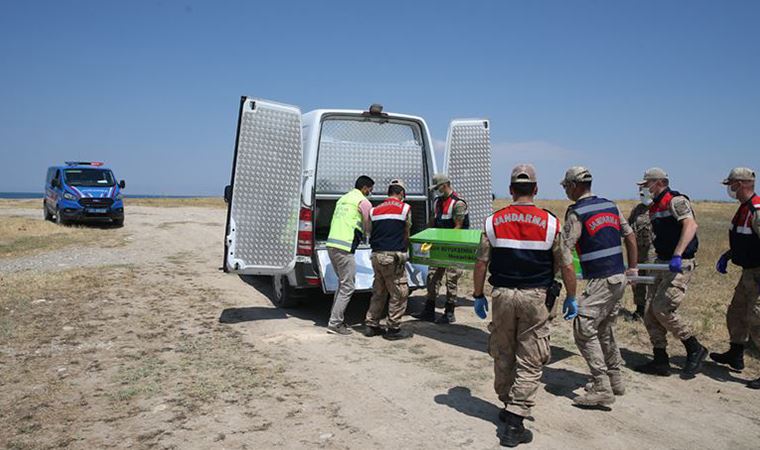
[297,207,313,256]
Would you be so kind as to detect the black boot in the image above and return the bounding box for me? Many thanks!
[634,348,671,376]
[412,300,436,322]
[435,303,456,324]
[682,336,708,377]
[499,411,533,447]
[748,377,760,390]
[710,343,745,371]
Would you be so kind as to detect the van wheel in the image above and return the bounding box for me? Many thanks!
[272,275,301,308]
[43,204,53,221]
[55,208,67,226]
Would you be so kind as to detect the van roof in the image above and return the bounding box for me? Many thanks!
[50,162,113,170]
[302,109,426,124]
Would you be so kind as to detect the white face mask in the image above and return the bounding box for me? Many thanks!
[639,188,653,206]
[727,184,738,200]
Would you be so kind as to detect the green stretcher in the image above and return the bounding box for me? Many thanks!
[410,228,483,270]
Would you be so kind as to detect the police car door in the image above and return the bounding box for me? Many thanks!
[224,97,303,275]
[443,119,493,230]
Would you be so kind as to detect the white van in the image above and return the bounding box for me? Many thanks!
[223,97,492,307]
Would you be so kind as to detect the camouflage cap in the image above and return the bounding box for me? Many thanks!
[510,164,537,184]
[722,167,756,184]
[428,173,451,191]
[637,167,668,185]
[389,178,406,192]
[560,166,593,186]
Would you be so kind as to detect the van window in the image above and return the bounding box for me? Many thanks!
[63,169,115,187]
[316,118,425,195]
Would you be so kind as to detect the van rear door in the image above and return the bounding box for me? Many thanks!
[224,97,303,275]
[443,119,493,230]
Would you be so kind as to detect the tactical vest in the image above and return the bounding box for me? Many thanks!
[326,188,365,253]
[648,189,698,260]
[485,204,558,288]
[370,198,411,252]
[568,196,625,279]
[434,193,470,229]
[729,194,760,269]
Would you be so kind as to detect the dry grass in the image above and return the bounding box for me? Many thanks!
[124,197,225,208]
[460,199,755,362]
[0,216,127,259]
[0,199,39,209]
[0,265,290,448]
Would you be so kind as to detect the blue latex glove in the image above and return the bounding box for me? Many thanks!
[716,251,730,274]
[669,255,683,273]
[474,295,488,319]
[562,296,578,320]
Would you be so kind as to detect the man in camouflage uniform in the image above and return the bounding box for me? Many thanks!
[472,164,576,447]
[364,180,414,341]
[627,199,655,321]
[559,166,639,407]
[711,167,760,389]
[413,174,470,324]
[634,168,708,378]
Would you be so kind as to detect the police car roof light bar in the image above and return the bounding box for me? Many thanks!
[65,161,105,167]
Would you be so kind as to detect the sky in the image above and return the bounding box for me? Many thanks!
[1,0,758,199]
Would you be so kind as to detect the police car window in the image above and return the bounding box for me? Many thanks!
[316,118,425,195]
[64,169,115,187]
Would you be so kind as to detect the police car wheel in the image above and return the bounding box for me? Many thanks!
[271,275,300,308]
[43,204,53,221]
[55,208,67,226]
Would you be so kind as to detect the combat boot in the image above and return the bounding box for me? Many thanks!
[585,371,625,396]
[709,343,745,371]
[435,303,456,324]
[626,305,646,322]
[682,336,708,376]
[412,300,436,322]
[499,411,533,447]
[575,377,615,407]
[634,348,671,376]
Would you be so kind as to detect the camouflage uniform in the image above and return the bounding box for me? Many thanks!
[561,195,633,396]
[645,196,697,348]
[426,199,467,305]
[365,251,410,330]
[476,228,564,418]
[628,203,655,311]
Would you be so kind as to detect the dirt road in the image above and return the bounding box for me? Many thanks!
[2,204,759,449]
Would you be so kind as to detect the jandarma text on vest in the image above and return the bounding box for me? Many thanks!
[585,213,620,236]
[493,212,547,228]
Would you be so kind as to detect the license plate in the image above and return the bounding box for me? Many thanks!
[87,208,107,214]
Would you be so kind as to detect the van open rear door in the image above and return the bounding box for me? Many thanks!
[443,119,493,230]
[224,97,303,275]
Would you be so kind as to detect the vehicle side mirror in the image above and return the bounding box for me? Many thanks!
[224,185,232,204]
[51,179,60,188]
[119,180,126,189]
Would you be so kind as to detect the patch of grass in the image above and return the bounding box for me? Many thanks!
[125,197,225,208]
[0,199,39,209]
[0,216,127,259]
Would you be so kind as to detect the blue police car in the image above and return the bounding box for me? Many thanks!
[44,161,126,226]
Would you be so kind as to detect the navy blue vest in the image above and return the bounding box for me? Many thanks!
[370,199,410,252]
[649,189,698,260]
[434,193,470,229]
[569,196,625,279]
[729,194,760,269]
[486,205,557,289]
